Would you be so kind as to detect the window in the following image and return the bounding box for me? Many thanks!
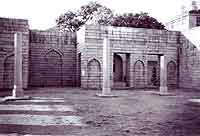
[196,16,200,26]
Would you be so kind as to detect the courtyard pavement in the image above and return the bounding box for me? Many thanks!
[0,88,200,136]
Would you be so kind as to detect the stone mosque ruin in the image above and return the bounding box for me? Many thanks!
[0,1,200,93]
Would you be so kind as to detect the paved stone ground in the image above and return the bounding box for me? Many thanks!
[0,88,200,136]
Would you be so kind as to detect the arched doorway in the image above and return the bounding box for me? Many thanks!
[167,61,177,88]
[134,60,145,87]
[87,59,101,89]
[113,54,123,81]
[3,55,14,89]
[147,61,159,86]
[43,50,62,86]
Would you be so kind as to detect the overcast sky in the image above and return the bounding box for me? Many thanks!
[0,0,194,30]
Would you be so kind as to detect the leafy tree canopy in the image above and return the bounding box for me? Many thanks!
[56,1,165,32]
[56,1,113,32]
[111,12,165,29]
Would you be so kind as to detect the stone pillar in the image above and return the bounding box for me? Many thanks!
[122,54,127,82]
[102,37,111,95]
[0,58,3,88]
[129,54,134,87]
[12,32,24,97]
[159,55,168,93]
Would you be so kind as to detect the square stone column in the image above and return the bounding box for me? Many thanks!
[159,55,168,93]
[12,32,24,97]
[102,37,111,95]
[0,58,4,88]
[129,54,134,87]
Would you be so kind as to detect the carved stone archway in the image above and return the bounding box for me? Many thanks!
[43,50,63,86]
[87,58,101,89]
[134,60,145,87]
[167,61,177,88]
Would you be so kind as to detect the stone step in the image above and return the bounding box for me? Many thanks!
[113,81,127,87]
[0,114,85,126]
[0,104,74,112]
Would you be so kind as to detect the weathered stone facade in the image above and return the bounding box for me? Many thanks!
[0,17,77,89]
[0,17,29,89]
[0,16,200,91]
[78,25,180,89]
[29,30,76,87]
[166,5,200,90]
[179,33,200,89]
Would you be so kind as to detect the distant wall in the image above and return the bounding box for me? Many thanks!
[165,13,190,31]
[189,13,200,28]
[0,17,29,89]
[166,12,200,31]
[29,30,77,87]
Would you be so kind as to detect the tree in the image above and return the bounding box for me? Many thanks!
[111,12,165,29]
[56,11,84,32]
[90,5,113,25]
[56,2,165,32]
[56,1,113,32]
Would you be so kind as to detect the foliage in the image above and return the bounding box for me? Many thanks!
[56,11,84,32]
[111,12,165,29]
[56,1,165,32]
[91,5,113,25]
[56,1,113,32]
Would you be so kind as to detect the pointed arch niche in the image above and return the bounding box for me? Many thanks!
[87,58,101,89]
[43,49,63,86]
[134,60,145,87]
[167,61,177,88]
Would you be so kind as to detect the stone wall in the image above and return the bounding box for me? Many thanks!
[29,30,77,87]
[0,17,29,89]
[0,17,77,89]
[1,17,199,90]
[79,25,180,89]
[179,32,200,89]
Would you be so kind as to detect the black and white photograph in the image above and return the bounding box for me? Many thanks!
[0,0,200,135]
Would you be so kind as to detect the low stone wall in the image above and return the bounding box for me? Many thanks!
[0,17,29,89]
[29,30,77,87]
